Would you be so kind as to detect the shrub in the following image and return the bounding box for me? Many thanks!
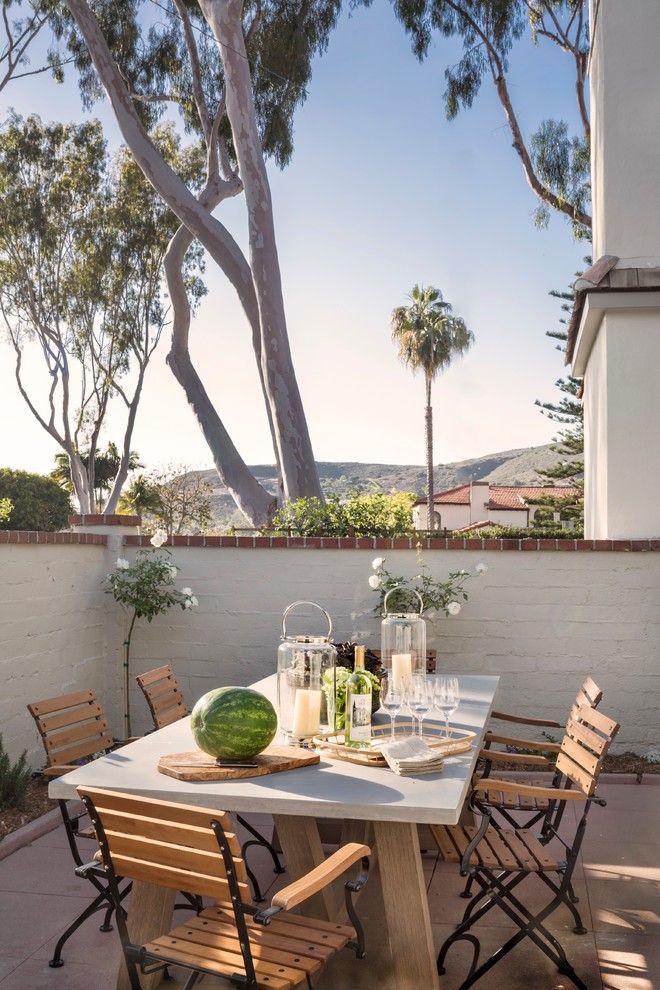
[271,492,417,538]
[0,469,71,531]
[457,525,584,540]
[0,734,32,811]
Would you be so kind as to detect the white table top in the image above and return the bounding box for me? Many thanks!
[50,673,499,825]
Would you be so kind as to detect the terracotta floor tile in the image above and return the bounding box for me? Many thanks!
[597,931,660,990]
[582,843,660,936]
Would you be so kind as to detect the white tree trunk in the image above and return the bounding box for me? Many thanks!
[198,0,321,502]
[65,0,321,505]
[164,209,277,525]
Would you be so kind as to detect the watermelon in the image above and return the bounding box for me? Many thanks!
[190,686,277,760]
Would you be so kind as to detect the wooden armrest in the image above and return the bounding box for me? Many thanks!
[484,732,561,754]
[271,842,370,912]
[491,710,562,728]
[473,778,586,802]
[478,748,550,767]
[43,765,80,777]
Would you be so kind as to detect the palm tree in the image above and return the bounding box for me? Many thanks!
[51,444,142,510]
[391,285,474,531]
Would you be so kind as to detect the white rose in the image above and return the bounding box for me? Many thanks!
[372,556,384,570]
[475,561,488,575]
[447,601,462,616]
[181,587,193,595]
[190,595,199,607]
[167,565,178,578]
[115,557,130,570]
[150,529,167,548]
[368,574,381,589]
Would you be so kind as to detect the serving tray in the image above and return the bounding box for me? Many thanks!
[158,745,319,781]
[313,721,476,768]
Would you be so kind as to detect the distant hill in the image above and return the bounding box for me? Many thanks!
[195,444,577,529]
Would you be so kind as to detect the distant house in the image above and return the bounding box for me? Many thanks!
[412,481,580,532]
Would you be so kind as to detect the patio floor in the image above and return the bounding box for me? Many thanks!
[0,778,658,989]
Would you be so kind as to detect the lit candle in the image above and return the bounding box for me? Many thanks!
[391,653,412,690]
[291,688,322,738]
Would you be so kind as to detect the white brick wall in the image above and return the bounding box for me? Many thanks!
[2,543,659,764]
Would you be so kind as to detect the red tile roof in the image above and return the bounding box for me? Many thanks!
[416,484,579,509]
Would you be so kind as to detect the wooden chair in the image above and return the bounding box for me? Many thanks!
[136,664,285,901]
[477,676,603,827]
[78,786,371,990]
[26,690,133,968]
[433,704,620,989]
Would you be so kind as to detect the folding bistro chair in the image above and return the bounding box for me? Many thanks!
[457,677,603,900]
[26,690,134,967]
[136,664,285,901]
[78,786,371,990]
[432,704,620,990]
[478,676,604,830]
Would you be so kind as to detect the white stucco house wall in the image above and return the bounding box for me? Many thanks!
[412,481,579,532]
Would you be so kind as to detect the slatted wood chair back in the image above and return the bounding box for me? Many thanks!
[568,675,603,723]
[27,690,114,770]
[556,705,619,796]
[135,665,189,729]
[78,787,251,905]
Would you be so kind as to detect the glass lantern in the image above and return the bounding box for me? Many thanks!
[277,601,337,746]
[380,587,426,689]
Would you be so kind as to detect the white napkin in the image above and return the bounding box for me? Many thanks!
[380,735,444,776]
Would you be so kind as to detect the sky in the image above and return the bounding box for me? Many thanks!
[0,3,587,475]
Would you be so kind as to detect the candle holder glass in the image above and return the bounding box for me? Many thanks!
[277,601,337,747]
[380,587,426,690]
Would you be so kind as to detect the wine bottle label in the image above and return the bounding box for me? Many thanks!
[348,693,371,743]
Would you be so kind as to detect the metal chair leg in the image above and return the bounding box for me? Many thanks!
[49,889,111,967]
[237,814,284,873]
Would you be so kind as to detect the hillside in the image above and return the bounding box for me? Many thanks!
[197,443,577,529]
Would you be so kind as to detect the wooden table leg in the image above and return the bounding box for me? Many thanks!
[273,815,343,920]
[374,820,441,990]
[116,881,176,990]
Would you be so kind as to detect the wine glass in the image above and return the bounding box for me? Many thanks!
[410,672,432,737]
[380,673,403,741]
[435,676,459,738]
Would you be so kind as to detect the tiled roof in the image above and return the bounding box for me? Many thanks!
[416,484,579,508]
[487,486,579,510]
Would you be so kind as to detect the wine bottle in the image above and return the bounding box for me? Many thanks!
[345,645,372,747]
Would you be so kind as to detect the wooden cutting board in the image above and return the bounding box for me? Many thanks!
[158,745,320,781]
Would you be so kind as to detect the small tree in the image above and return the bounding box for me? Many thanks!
[0,114,203,513]
[0,734,32,811]
[0,499,12,524]
[0,468,71,530]
[391,285,474,530]
[119,467,214,536]
[104,532,198,736]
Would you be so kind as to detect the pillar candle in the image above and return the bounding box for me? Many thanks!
[391,653,412,690]
[291,688,322,738]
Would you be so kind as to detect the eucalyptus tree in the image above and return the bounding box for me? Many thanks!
[391,285,474,530]
[54,0,341,525]
[0,0,66,91]
[0,114,201,512]
[391,0,591,238]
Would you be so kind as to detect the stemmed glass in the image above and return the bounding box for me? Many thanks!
[409,672,432,737]
[380,673,403,741]
[435,676,459,738]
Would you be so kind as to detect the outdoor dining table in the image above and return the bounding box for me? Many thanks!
[50,672,499,990]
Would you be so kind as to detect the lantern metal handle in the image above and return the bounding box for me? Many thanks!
[281,600,333,640]
[382,585,424,616]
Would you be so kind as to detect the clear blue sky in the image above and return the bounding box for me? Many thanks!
[0,3,586,474]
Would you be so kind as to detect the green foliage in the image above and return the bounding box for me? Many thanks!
[530,120,590,240]
[0,498,12,523]
[459,525,583,539]
[0,734,32,811]
[369,553,476,617]
[119,466,214,536]
[271,492,417,538]
[53,0,342,169]
[0,468,71,531]
[391,284,474,383]
[51,445,143,504]
[104,547,195,622]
